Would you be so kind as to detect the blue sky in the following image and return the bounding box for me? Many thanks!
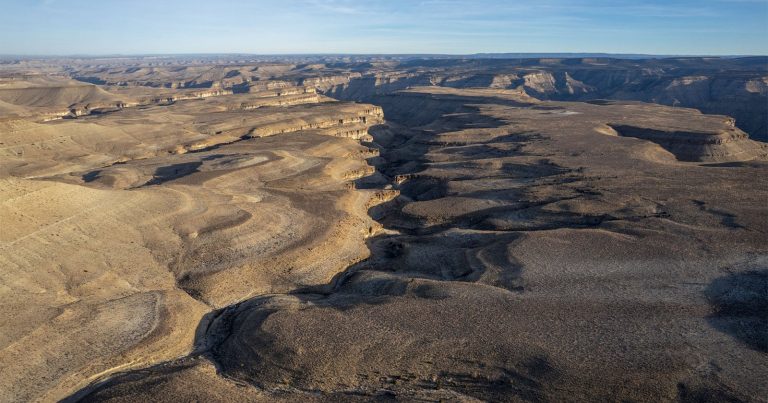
[0,0,766,55]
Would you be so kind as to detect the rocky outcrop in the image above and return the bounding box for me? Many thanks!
[300,74,361,92]
[246,106,384,140]
[609,123,768,162]
[321,72,435,101]
[227,93,321,111]
[307,58,768,141]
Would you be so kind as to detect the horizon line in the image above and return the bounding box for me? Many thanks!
[2,52,767,59]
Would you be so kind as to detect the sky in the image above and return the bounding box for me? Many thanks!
[0,0,766,56]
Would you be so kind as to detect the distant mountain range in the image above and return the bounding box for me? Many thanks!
[1,53,766,62]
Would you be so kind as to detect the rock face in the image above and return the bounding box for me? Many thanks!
[0,59,767,402]
[312,57,768,142]
[608,123,767,162]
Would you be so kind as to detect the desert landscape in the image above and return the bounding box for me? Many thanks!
[0,53,766,402]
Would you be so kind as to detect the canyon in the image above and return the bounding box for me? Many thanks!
[11,55,761,140]
[0,56,766,402]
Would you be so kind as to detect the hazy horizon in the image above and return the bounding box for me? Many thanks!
[1,0,767,56]
[2,52,768,58]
